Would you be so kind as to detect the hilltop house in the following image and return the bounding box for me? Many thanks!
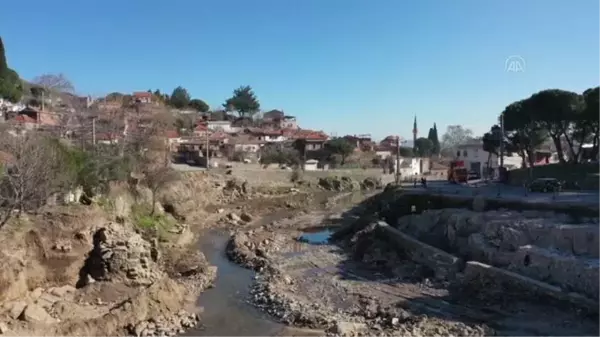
[133,92,153,104]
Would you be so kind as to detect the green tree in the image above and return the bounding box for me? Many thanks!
[0,37,7,76]
[0,37,23,103]
[169,86,191,109]
[399,147,413,157]
[502,100,547,168]
[414,137,434,157]
[526,89,581,163]
[482,125,503,175]
[189,98,209,113]
[427,123,440,155]
[578,87,600,158]
[324,137,355,165]
[259,144,301,167]
[223,85,260,117]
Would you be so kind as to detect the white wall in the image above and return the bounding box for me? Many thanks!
[393,157,429,177]
[208,121,236,133]
[456,146,499,177]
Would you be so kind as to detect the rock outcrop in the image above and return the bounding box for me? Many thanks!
[80,222,163,286]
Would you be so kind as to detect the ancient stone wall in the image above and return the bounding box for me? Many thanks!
[392,208,599,300]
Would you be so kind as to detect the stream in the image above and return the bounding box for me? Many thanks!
[183,191,372,336]
[182,230,286,336]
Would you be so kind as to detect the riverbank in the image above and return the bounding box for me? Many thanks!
[0,170,382,336]
[226,189,599,336]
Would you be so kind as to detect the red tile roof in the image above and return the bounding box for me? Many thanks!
[291,129,328,141]
[194,123,208,132]
[133,92,152,98]
[13,115,38,124]
[209,132,228,141]
[165,130,179,139]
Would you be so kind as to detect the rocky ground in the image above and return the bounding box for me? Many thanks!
[0,169,383,336]
[226,196,599,336]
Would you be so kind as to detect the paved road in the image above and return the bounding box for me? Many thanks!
[401,180,599,207]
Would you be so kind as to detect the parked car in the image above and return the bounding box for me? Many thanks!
[528,178,562,193]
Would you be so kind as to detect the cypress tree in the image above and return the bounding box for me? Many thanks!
[428,123,440,155]
[0,37,7,77]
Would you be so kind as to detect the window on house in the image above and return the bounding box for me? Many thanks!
[463,150,468,157]
[456,150,460,157]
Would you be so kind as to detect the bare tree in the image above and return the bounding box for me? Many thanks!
[0,132,68,228]
[32,73,75,95]
[127,110,178,215]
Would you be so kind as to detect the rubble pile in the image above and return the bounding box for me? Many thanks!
[226,230,287,271]
[128,310,200,337]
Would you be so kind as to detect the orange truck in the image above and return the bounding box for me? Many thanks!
[448,160,468,183]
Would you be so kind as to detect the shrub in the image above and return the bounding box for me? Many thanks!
[290,168,303,183]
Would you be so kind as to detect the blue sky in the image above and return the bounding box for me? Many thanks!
[1,0,598,140]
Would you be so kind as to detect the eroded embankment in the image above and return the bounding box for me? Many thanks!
[227,187,599,337]
[0,209,216,337]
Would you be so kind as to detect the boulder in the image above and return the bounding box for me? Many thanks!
[240,213,253,222]
[20,304,57,325]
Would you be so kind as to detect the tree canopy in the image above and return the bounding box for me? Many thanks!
[414,137,434,157]
[189,98,209,113]
[169,86,191,109]
[324,138,356,165]
[427,123,440,155]
[492,87,599,165]
[441,125,473,151]
[223,85,260,117]
[0,37,23,103]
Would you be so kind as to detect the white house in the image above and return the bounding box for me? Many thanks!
[208,120,238,133]
[393,157,430,177]
[455,141,498,178]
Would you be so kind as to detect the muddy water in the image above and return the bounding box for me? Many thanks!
[183,230,286,336]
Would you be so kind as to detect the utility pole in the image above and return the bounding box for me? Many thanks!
[395,136,401,185]
[92,116,97,146]
[302,140,307,171]
[205,128,210,170]
[500,112,504,168]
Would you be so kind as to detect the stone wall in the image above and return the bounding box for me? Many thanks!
[392,208,599,300]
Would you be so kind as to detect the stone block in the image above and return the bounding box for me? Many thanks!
[375,222,463,280]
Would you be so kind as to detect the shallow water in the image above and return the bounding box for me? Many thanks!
[298,227,335,245]
[182,230,285,336]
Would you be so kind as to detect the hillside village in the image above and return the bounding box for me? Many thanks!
[0,8,599,337]
[1,79,598,183]
[0,77,447,178]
